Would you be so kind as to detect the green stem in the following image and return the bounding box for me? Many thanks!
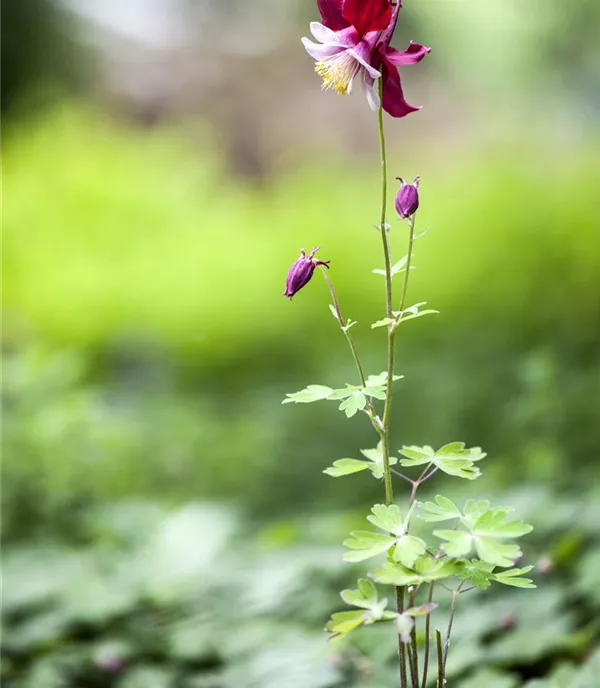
[376,79,396,506]
[396,586,409,688]
[398,214,417,315]
[436,629,444,687]
[377,81,408,688]
[421,582,435,688]
[443,585,463,672]
[408,588,420,687]
[319,266,368,388]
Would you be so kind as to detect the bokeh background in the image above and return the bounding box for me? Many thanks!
[3,1,600,686]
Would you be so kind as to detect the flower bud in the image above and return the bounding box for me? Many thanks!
[283,247,330,300]
[394,176,420,219]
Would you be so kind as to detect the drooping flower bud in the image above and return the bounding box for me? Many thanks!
[394,176,420,218]
[283,247,330,300]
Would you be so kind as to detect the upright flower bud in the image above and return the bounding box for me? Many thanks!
[283,247,330,300]
[394,176,420,218]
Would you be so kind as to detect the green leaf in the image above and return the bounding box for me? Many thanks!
[434,530,473,558]
[372,562,423,586]
[372,556,461,586]
[475,538,522,567]
[343,531,395,562]
[371,317,395,329]
[418,495,462,522]
[367,504,404,535]
[458,559,495,589]
[399,443,486,480]
[282,385,334,404]
[323,458,370,478]
[472,509,533,539]
[398,445,435,465]
[326,603,398,641]
[363,385,387,400]
[326,386,357,400]
[463,499,492,520]
[396,301,440,325]
[362,372,403,401]
[436,441,466,455]
[373,255,415,278]
[325,610,366,641]
[414,556,462,581]
[338,391,367,418]
[492,566,536,589]
[340,578,379,609]
[364,372,403,387]
[393,535,427,568]
[360,441,397,479]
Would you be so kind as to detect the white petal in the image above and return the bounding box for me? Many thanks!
[363,75,381,111]
[309,21,337,44]
[350,49,381,79]
[301,36,342,61]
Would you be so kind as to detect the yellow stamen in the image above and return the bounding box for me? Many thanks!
[315,51,359,95]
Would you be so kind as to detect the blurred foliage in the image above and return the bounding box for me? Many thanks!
[2,491,600,687]
[3,106,600,526]
[1,0,87,118]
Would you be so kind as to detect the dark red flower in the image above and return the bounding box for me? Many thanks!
[303,0,430,117]
[283,247,330,300]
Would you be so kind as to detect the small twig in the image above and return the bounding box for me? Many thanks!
[391,467,415,484]
[420,466,439,483]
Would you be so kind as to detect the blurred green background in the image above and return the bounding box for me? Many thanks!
[2,1,600,686]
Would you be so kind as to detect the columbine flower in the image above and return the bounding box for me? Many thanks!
[283,247,330,300]
[302,0,430,117]
[394,176,420,218]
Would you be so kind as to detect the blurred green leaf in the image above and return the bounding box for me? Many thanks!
[343,531,395,562]
[282,385,334,404]
[323,458,370,477]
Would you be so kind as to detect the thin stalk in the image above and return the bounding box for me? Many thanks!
[408,588,420,687]
[421,582,435,688]
[398,214,417,314]
[396,586,408,688]
[436,630,444,687]
[376,80,407,688]
[320,266,368,387]
[443,585,463,672]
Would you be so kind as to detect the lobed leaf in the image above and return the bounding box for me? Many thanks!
[492,566,536,589]
[323,459,370,478]
[434,530,473,558]
[418,495,462,522]
[392,535,427,568]
[475,538,522,567]
[338,392,367,418]
[282,385,334,404]
[343,531,395,562]
[367,504,404,535]
[340,578,379,609]
[458,559,495,590]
